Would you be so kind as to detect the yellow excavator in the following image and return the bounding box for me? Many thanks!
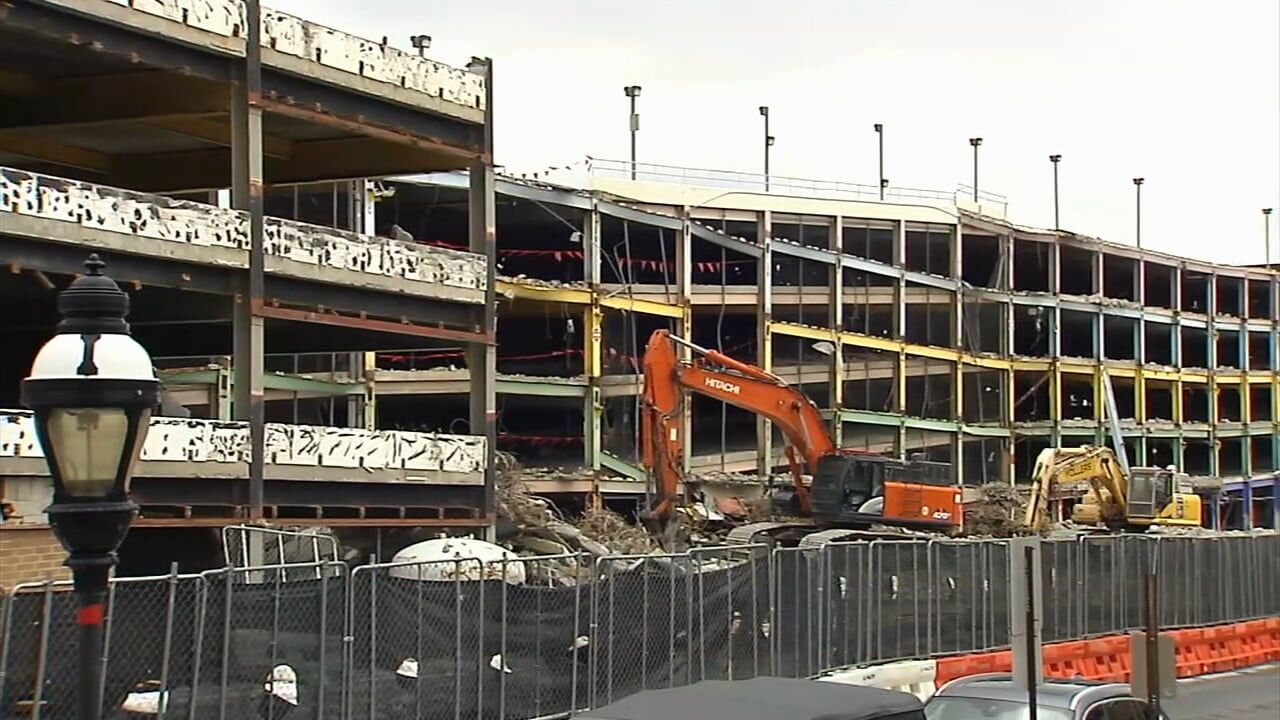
[1022,445,1203,532]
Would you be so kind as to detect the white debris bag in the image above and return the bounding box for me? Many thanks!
[388,537,526,585]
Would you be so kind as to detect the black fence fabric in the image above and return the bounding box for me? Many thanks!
[1,534,1276,720]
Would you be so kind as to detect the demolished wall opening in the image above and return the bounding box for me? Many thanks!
[1013,436,1052,483]
[1060,310,1096,358]
[1112,377,1137,420]
[1103,316,1137,360]
[1251,436,1276,472]
[690,392,758,460]
[1183,386,1211,423]
[602,395,638,462]
[497,314,584,377]
[842,289,896,338]
[1144,382,1174,422]
[1062,375,1096,420]
[1218,387,1243,422]
[1143,262,1176,310]
[1013,305,1051,357]
[603,310,675,378]
[904,283,953,347]
[1102,254,1137,301]
[961,298,1004,354]
[961,233,1003,288]
[842,347,897,413]
[905,430,953,465]
[1013,371,1051,422]
[692,234,758,287]
[1247,331,1272,371]
[1216,330,1241,369]
[1246,278,1274,319]
[1249,385,1273,422]
[600,216,677,287]
[1215,276,1244,317]
[1143,322,1174,366]
[905,224,953,276]
[1146,439,1176,469]
[1184,441,1212,475]
[1180,271,1211,314]
[691,310,757,357]
[774,214,833,250]
[495,395,585,466]
[1012,239,1051,292]
[842,221,895,263]
[1059,244,1096,296]
[905,359,954,420]
[773,259,833,326]
[962,369,1005,424]
[1180,327,1209,368]
[962,438,1006,486]
[1219,438,1244,476]
[266,181,355,230]
[839,423,899,454]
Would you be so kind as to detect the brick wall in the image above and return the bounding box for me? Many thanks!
[0,527,69,591]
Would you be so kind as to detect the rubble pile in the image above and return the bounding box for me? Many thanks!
[495,452,657,557]
[963,482,1029,537]
[577,506,655,555]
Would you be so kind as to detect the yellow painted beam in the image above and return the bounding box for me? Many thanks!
[1010,359,1051,372]
[1214,374,1244,385]
[600,294,684,319]
[772,321,838,343]
[1060,361,1096,376]
[1181,371,1211,384]
[968,355,1013,371]
[1145,368,1181,382]
[497,279,592,305]
[584,305,603,378]
[838,328,900,353]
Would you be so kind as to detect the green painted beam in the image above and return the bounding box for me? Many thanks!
[601,452,646,482]
[495,377,588,398]
[837,409,904,427]
[160,369,363,396]
[961,424,1011,437]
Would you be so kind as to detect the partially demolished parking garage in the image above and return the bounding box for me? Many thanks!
[1,2,1279,583]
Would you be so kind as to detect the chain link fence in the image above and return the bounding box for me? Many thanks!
[0,532,1275,718]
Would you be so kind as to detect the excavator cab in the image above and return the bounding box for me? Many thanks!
[1124,466,1200,526]
[809,454,960,529]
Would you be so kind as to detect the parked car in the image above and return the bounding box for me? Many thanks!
[579,676,927,720]
[926,674,1168,720]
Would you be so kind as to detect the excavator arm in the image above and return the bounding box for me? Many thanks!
[641,329,836,527]
[1023,446,1129,531]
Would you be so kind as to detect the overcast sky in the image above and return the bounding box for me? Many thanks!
[274,0,1280,265]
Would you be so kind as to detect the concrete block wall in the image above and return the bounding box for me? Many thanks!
[0,527,70,590]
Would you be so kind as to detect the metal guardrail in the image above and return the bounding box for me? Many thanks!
[584,158,1009,212]
[0,533,1274,719]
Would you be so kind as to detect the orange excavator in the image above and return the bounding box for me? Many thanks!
[640,329,961,545]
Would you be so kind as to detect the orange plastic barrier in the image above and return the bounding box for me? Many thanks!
[935,618,1275,688]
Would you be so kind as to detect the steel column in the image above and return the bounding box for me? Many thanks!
[468,58,498,532]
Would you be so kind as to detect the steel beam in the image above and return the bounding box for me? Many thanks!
[467,58,498,535]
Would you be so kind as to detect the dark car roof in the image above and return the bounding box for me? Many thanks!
[933,674,1132,710]
[579,677,924,720]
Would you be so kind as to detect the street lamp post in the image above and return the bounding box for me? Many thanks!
[1049,154,1062,229]
[1264,208,1273,267]
[21,254,159,720]
[1133,178,1145,249]
[969,137,983,202]
[624,85,642,180]
[874,123,885,200]
[759,106,774,191]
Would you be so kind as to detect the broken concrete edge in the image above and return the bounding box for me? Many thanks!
[0,408,486,473]
[44,0,485,113]
[0,167,487,295]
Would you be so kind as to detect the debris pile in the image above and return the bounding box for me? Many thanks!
[963,482,1028,537]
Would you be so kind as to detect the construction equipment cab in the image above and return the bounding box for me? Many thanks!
[640,329,960,538]
[1023,446,1202,532]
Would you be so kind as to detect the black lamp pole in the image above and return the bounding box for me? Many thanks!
[874,123,885,200]
[1264,208,1273,267]
[760,106,774,191]
[1049,154,1062,229]
[969,137,983,201]
[21,255,159,720]
[1133,177,1145,248]
[624,85,641,180]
